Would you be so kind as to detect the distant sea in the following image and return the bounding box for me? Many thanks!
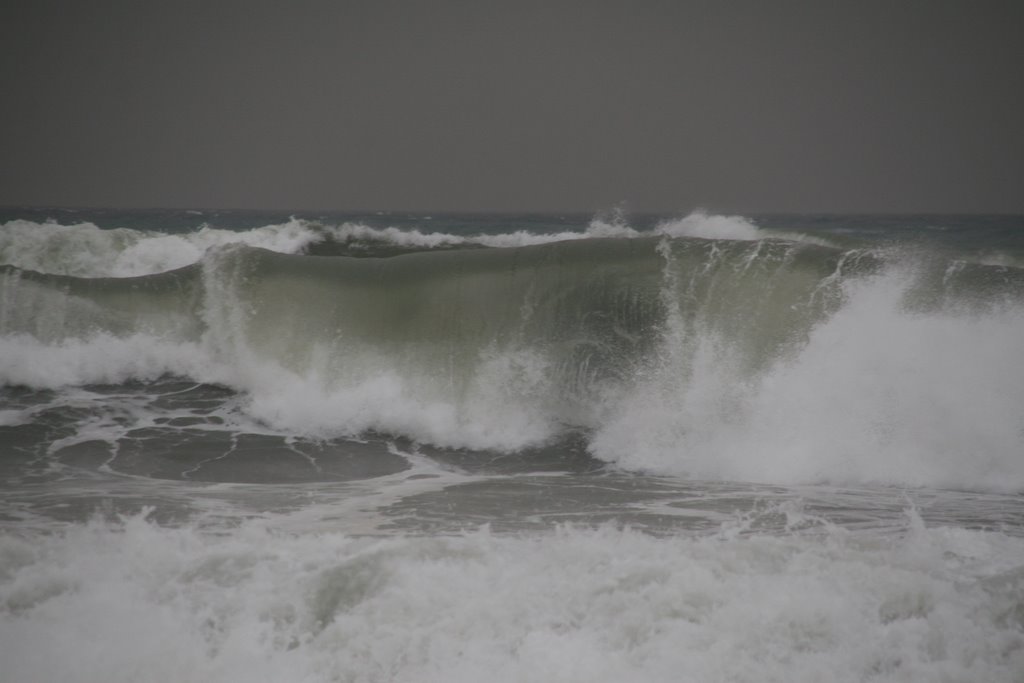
[2,208,1023,681]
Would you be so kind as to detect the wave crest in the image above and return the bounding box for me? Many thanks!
[0,218,323,277]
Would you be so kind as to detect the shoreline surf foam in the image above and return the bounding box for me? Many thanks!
[1,510,1023,683]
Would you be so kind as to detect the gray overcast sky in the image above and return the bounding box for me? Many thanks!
[2,0,1022,213]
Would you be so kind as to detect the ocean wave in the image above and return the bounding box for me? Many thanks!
[3,234,1024,490]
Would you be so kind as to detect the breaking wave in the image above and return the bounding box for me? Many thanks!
[3,225,1024,491]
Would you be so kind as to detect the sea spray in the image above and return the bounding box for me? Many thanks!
[591,259,1024,490]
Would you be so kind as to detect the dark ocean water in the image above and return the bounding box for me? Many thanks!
[1,208,1023,681]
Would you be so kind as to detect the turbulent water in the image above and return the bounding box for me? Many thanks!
[1,208,1023,681]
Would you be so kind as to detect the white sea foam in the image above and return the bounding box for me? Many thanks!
[0,333,219,389]
[238,349,564,452]
[590,269,1024,491]
[1,511,1022,683]
[654,211,762,240]
[657,212,843,248]
[0,219,322,277]
[325,212,776,251]
[324,219,633,250]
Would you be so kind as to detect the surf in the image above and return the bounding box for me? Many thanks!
[2,232,1023,490]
